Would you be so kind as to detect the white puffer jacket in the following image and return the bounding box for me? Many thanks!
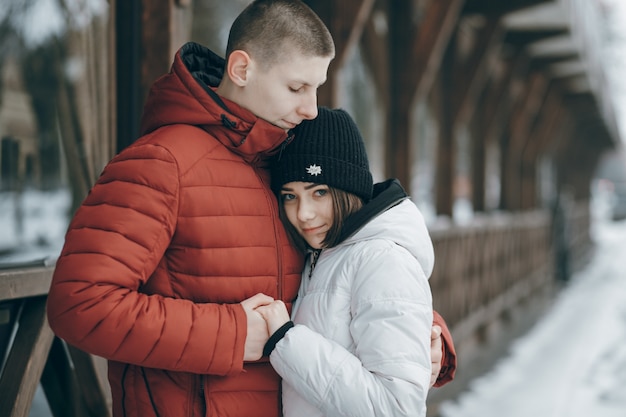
[270,190,435,417]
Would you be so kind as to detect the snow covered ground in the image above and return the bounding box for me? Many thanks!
[0,188,69,267]
[439,215,626,417]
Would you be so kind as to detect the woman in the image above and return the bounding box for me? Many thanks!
[257,107,436,417]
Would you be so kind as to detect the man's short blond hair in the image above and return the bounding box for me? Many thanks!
[226,0,335,69]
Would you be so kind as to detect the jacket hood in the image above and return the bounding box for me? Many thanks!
[139,42,289,161]
[339,179,435,278]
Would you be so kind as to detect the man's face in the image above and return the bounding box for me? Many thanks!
[240,53,332,130]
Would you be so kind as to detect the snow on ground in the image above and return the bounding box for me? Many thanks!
[0,188,70,266]
[439,217,626,417]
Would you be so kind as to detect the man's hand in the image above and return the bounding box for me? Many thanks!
[241,293,274,361]
[430,325,443,387]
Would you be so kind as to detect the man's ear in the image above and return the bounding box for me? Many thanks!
[226,50,252,87]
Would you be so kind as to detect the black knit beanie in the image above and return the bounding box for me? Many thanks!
[272,107,373,201]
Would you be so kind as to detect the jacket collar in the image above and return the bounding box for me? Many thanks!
[338,179,408,243]
[140,42,289,163]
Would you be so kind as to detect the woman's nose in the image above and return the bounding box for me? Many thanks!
[297,200,315,222]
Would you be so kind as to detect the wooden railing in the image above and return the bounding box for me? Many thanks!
[0,264,110,417]
[428,210,555,344]
[0,205,592,417]
[0,267,55,417]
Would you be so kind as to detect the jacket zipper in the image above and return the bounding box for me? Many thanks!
[308,249,321,279]
[274,133,295,299]
[252,133,293,300]
[254,164,284,300]
[274,192,284,301]
[199,376,207,416]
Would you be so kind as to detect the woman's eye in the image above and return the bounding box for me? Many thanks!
[315,189,328,197]
[289,86,303,93]
[282,193,295,201]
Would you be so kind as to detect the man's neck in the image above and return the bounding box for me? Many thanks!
[215,79,235,102]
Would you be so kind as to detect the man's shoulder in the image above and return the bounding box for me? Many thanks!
[142,124,215,148]
[135,124,234,166]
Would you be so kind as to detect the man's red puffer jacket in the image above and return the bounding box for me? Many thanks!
[47,42,304,417]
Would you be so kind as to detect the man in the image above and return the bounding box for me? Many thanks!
[47,1,454,416]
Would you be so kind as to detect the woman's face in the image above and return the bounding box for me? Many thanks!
[280,182,334,249]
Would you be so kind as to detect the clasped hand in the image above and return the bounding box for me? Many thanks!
[240,293,290,361]
[241,293,442,388]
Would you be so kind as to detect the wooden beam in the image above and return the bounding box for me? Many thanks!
[361,13,390,106]
[549,110,575,158]
[504,28,569,48]
[0,297,54,417]
[386,0,414,184]
[471,132,487,212]
[520,85,562,208]
[453,16,504,129]
[141,0,175,105]
[435,43,456,217]
[409,0,466,106]
[309,0,375,107]
[489,53,530,210]
[463,0,553,15]
[56,64,95,202]
[66,346,111,417]
[470,88,490,212]
[41,338,81,417]
[385,0,464,188]
[140,0,193,106]
[558,136,603,200]
[115,0,142,151]
[510,72,549,155]
[0,267,54,302]
[484,50,529,147]
[40,341,111,417]
[504,72,549,210]
[328,0,375,70]
[529,86,564,158]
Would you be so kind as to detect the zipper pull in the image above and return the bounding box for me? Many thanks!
[308,249,321,279]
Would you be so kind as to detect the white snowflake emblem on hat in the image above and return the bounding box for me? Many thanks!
[306,164,322,176]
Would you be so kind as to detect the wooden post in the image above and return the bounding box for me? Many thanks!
[309,0,375,107]
[505,72,549,210]
[387,0,465,190]
[452,15,504,130]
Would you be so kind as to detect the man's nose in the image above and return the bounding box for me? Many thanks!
[298,91,318,120]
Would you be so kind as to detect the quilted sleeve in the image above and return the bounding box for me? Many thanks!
[46,141,247,376]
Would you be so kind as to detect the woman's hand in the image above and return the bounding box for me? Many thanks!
[256,300,291,335]
[241,293,274,361]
